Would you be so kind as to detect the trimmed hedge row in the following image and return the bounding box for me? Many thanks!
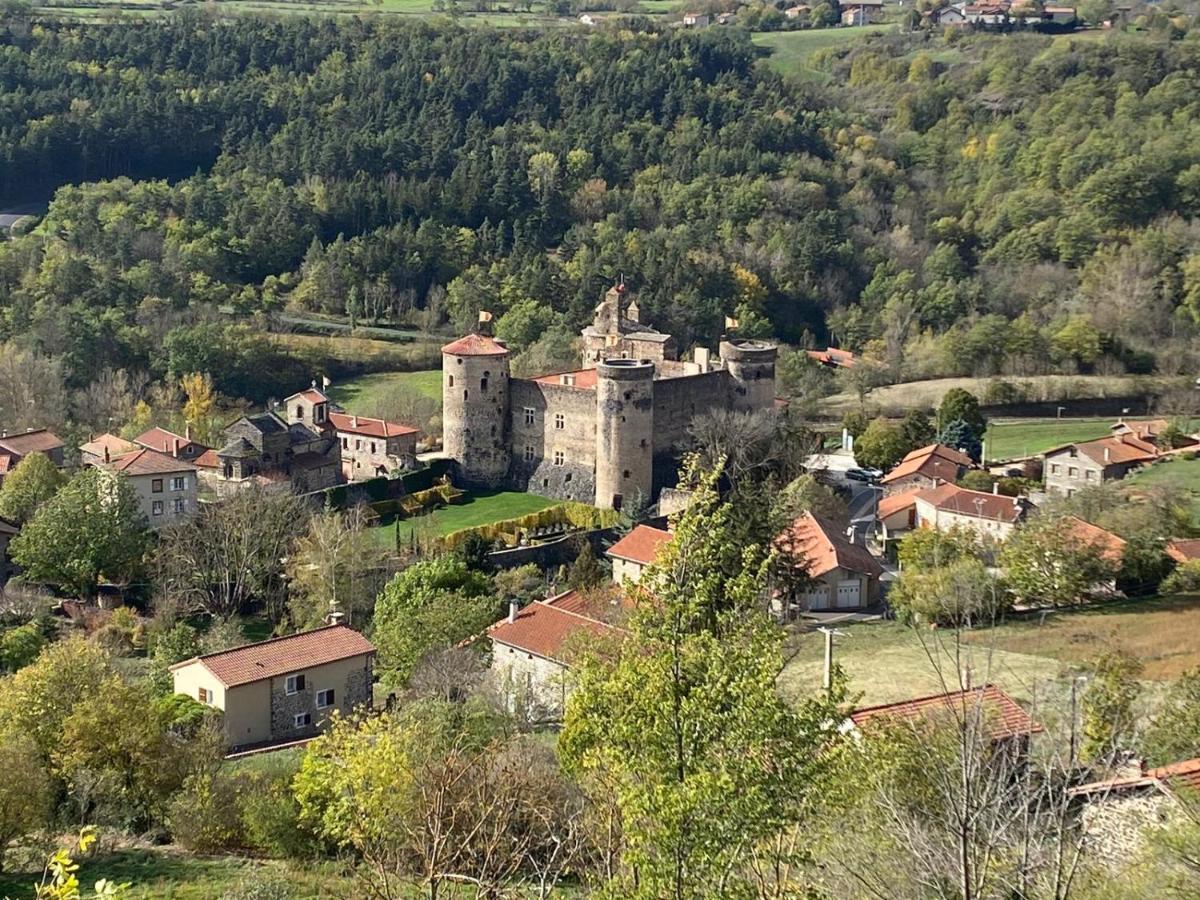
[441,502,619,549]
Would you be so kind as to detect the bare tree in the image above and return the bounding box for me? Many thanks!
[687,408,819,492]
[0,343,69,431]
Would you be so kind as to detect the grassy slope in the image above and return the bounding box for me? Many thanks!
[1126,455,1200,523]
[984,417,1114,462]
[752,25,896,79]
[780,595,1200,708]
[371,488,561,547]
[329,369,443,413]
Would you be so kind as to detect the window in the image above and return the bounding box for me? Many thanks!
[152,500,164,517]
[151,479,163,494]
[342,437,348,449]
[524,445,534,462]
[448,374,455,387]
[481,376,489,391]
[316,689,335,709]
[370,442,377,454]
[294,713,311,728]
[554,450,565,466]
[198,687,210,704]
[1050,464,1060,475]
[355,439,362,451]
[464,390,469,401]
[554,413,565,430]
[171,476,186,491]
[623,469,631,479]
[1068,466,1078,478]
[1085,469,1096,481]
[524,407,535,425]
[295,405,304,419]
[286,674,306,695]
[172,498,186,514]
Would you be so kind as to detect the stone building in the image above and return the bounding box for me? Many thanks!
[1042,434,1158,498]
[607,524,673,586]
[101,447,198,528]
[442,284,779,509]
[170,624,375,751]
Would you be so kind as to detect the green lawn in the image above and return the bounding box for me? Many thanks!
[752,25,896,79]
[984,417,1114,462]
[1126,455,1200,524]
[372,488,561,547]
[0,851,355,900]
[328,369,442,413]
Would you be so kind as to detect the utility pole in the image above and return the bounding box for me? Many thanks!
[817,626,847,695]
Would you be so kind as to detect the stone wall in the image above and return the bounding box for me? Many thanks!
[508,379,598,501]
[1079,790,1171,865]
[650,370,731,453]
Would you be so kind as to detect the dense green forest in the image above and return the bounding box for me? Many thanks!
[2,15,1200,425]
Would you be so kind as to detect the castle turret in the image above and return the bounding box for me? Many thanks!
[441,334,511,487]
[594,358,655,510]
[720,339,777,412]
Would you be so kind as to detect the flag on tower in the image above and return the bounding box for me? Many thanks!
[724,315,740,330]
[479,310,494,324]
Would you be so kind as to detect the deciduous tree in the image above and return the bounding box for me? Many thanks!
[0,451,65,524]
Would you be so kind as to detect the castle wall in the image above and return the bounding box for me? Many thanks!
[650,370,733,453]
[507,379,597,503]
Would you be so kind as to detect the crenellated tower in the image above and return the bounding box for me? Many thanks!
[720,339,777,412]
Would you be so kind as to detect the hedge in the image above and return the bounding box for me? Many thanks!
[441,502,619,549]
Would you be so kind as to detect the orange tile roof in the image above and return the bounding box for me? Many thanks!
[915,482,1023,523]
[530,368,599,389]
[171,625,375,688]
[193,448,221,469]
[1048,435,1158,467]
[1167,539,1200,564]
[1061,516,1127,563]
[0,429,63,457]
[877,488,922,520]
[328,411,419,439]
[805,347,857,368]
[81,433,138,459]
[106,447,197,476]
[1071,757,1200,798]
[441,333,509,356]
[775,512,883,578]
[607,525,672,565]
[135,427,206,455]
[850,685,1042,741]
[881,444,971,485]
[487,590,622,662]
[287,388,329,404]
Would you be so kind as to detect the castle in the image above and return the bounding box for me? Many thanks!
[441,284,778,510]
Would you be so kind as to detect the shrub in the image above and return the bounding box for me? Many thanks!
[169,771,249,852]
[888,557,1011,626]
[242,779,319,860]
[1,622,45,672]
[1163,559,1200,594]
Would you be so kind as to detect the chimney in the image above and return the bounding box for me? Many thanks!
[185,423,192,441]
[845,525,856,545]
[993,483,1000,495]
[173,438,180,458]
[1104,447,1111,463]
[103,445,110,463]
[325,609,345,626]
[507,601,519,624]
[351,415,358,428]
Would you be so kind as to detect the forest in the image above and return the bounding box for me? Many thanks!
[3,15,1200,431]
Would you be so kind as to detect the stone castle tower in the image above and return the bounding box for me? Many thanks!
[720,339,778,412]
[594,358,655,511]
[441,333,511,487]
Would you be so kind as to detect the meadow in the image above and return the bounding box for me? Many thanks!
[751,25,896,79]
[328,369,442,412]
[984,417,1114,462]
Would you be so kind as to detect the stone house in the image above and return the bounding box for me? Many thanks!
[487,587,626,717]
[774,511,884,614]
[102,448,198,528]
[842,0,883,25]
[134,426,211,463]
[682,12,710,26]
[170,625,375,751]
[79,433,138,467]
[1043,4,1077,22]
[216,409,340,496]
[329,412,419,481]
[846,685,1042,757]
[0,516,18,585]
[912,482,1026,541]
[606,524,672,586]
[1068,757,1200,865]
[0,428,65,488]
[1042,434,1158,498]
[880,444,974,496]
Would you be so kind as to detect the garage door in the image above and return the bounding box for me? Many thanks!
[836,579,862,609]
[802,584,831,610]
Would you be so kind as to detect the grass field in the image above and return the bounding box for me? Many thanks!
[272,332,441,371]
[984,417,1114,462]
[780,595,1200,709]
[0,850,355,899]
[329,369,442,413]
[1127,455,1200,523]
[752,25,895,78]
[371,488,561,547]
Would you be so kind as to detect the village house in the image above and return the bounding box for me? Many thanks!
[912,481,1026,541]
[216,406,340,496]
[170,624,376,751]
[841,0,883,25]
[931,5,966,24]
[1043,4,1077,23]
[846,684,1042,756]
[0,428,65,488]
[774,511,884,615]
[101,447,198,528]
[1068,757,1200,864]
[1042,434,1158,497]
[1061,515,1127,565]
[329,411,419,480]
[875,487,923,547]
[606,524,672,586]
[962,3,1009,24]
[1167,538,1200,565]
[79,433,138,467]
[0,516,18,585]
[880,443,974,496]
[682,11,710,26]
[487,587,626,716]
[135,426,211,463]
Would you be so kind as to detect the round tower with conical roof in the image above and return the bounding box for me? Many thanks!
[441,333,511,487]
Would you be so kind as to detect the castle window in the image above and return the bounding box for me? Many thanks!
[524,407,535,425]
[623,469,631,479]
[448,375,454,387]
[624,391,631,401]
[564,472,572,483]
[464,390,469,401]
[555,413,565,430]
[554,450,565,466]
[481,376,489,391]
[295,405,304,419]
[524,445,534,462]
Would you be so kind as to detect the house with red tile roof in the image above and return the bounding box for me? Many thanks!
[170,624,375,750]
[846,685,1042,751]
[607,524,672,585]
[774,511,884,614]
[134,426,210,463]
[0,428,66,487]
[805,347,857,369]
[913,482,1026,541]
[1167,538,1200,565]
[1042,434,1159,498]
[876,487,923,543]
[328,411,420,480]
[881,443,975,496]
[103,448,198,528]
[1069,757,1200,862]
[79,433,139,467]
[1060,516,1127,564]
[487,587,627,716]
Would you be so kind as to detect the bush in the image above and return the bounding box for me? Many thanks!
[1,622,45,672]
[170,770,249,852]
[888,558,1011,626]
[242,779,319,860]
[1163,559,1200,594]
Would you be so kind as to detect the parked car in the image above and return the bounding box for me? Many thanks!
[845,467,878,483]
